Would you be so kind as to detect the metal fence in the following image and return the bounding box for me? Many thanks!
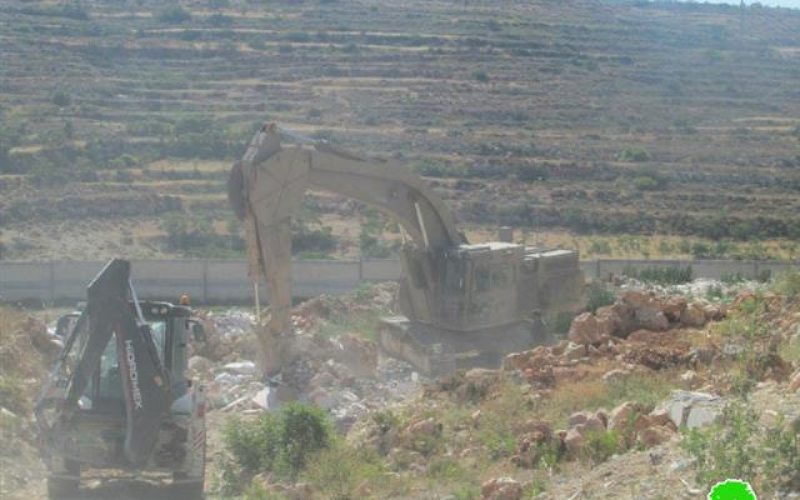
[0,258,796,304]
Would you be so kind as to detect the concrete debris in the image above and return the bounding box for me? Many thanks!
[660,390,724,429]
[221,361,258,375]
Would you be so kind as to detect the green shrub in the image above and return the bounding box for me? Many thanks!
[472,70,489,82]
[633,174,666,191]
[617,148,650,162]
[587,239,612,255]
[223,403,333,486]
[586,281,615,313]
[624,265,693,285]
[513,163,548,182]
[682,400,799,493]
[775,270,800,299]
[52,91,71,107]
[302,445,387,500]
[581,430,623,464]
[157,5,191,23]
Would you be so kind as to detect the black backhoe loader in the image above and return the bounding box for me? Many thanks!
[35,259,207,499]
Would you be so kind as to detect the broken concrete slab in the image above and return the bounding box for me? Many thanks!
[660,390,724,429]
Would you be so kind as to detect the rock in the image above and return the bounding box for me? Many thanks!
[308,387,336,409]
[519,419,552,440]
[680,303,707,328]
[564,428,585,456]
[222,361,257,375]
[661,297,687,322]
[602,368,630,385]
[680,370,698,388]
[635,307,669,332]
[594,409,609,428]
[503,352,530,371]
[334,333,379,378]
[309,371,337,389]
[550,340,569,356]
[597,303,636,338]
[568,312,607,345]
[471,410,482,426]
[646,408,677,430]
[703,303,726,321]
[251,386,283,411]
[608,402,642,434]
[583,415,606,433]
[564,342,587,361]
[404,417,442,440]
[788,370,800,393]
[637,425,675,448]
[481,477,523,500]
[568,412,589,427]
[660,390,723,429]
[512,423,553,468]
[0,407,22,431]
[188,355,213,374]
[620,290,652,309]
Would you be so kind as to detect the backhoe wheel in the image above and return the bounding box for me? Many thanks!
[172,474,204,500]
[47,477,79,499]
[47,460,80,499]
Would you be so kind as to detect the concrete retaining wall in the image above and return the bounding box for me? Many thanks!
[1,258,796,304]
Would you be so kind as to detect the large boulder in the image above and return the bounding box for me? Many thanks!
[660,296,687,322]
[637,425,676,448]
[680,303,707,328]
[596,303,636,338]
[608,401,645,436]
[564,428,585,457]
[635,307,669,332]
[660,390,723,429]
[481,477,523,500]
[568,313,608,345]
[481,477,522,500]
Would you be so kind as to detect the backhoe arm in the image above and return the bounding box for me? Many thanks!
[36,259,172,466]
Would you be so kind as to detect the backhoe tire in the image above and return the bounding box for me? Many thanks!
[47,477,79,499]
[47,460,80,499]
[172,475,204,500]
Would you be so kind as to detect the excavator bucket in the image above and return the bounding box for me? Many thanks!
[38,259,172,467]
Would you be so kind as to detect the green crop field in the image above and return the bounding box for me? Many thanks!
[0,0,798,261]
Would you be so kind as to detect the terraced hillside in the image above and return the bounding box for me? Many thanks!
[0,0,799,261]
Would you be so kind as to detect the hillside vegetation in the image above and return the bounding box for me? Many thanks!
[0,0,799,260]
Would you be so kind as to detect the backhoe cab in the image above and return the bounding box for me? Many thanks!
[35,259,206,499]
[230,124,585,376]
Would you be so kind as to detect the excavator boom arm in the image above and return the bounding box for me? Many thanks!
[228,124,465,373]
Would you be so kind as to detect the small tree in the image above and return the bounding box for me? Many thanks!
[157,5,191,24]
[52,91,71,107]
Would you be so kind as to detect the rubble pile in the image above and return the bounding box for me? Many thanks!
[0,309,54,497]
[570,290,725,344]
[188,282,419,430]
[501,290,732,387]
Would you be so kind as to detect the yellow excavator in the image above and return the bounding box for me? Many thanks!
[229,124,584,376]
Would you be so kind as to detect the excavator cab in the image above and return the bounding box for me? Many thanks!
[36,259,206,499]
